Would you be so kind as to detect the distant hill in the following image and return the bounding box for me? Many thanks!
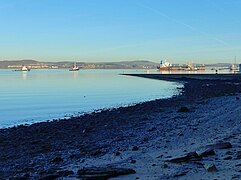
[205,63,231,67]
[0,60,39,68]
[0,60,159,69]
[0,60,234,69]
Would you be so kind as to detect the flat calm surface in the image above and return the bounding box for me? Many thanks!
[0,69,182,128]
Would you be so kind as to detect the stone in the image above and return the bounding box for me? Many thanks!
[236,151,241,159]
[177,107,190,113]
[132,146,139,151]
[130,160,136,164]
[162,164,168,168]
[235,163,241,167]
[225,151,233,155]
[166,152,201,163]
[91,150,102,156]
[224,156,232,160]
[51,157,63,163]
[148,127,157,132]
[205,164,218,172]
[197,149,215,157]
[58,170,74,177]
[11,176,29,180]
[82,127,94,133]
[77,167,136,179]
[206,142,232,150]
[39,174,60,180]
[174,172,187,177]
[115,151,121,156]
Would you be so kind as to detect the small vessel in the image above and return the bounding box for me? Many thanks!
[230,64,239,71]
[69,62,79,71]
[230,56,239,71]
[158,60,205,71]
[14,65,30,71]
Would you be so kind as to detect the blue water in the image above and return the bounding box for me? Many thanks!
[0,69,182,128]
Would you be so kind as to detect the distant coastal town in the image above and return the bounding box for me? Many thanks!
[0,60,159,69]
[0,59,236,70]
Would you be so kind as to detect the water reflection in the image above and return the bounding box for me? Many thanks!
[22,72,27,80]
[0,69,182,128]
[72,71,79,79]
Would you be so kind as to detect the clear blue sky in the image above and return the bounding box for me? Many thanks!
[0,0,241,63]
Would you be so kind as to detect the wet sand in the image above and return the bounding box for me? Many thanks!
[0,76,241,179]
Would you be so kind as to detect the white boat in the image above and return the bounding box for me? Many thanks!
[69,63,79,71]
[14,65,30,71]
[230,64,239,71]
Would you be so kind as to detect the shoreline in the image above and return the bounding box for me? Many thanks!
[0,77,241,179]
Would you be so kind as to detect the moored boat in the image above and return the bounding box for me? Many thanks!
[69,62,79,71]
[14,65,30,71]
[230,56,239,71]
[230,64,239,71]
[157,60,205,71]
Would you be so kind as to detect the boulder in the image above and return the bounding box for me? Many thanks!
[166,152,201,163]
[204,164,218,172]
[206,142,232,150]
[77,167,136,179]
[197,148,215,158]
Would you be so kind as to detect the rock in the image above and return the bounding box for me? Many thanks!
[205,164,218,172]
[148,127,157,132]
[30,140,42,145]
[178,133,184,136]
[130,160,136,164]
[142,136,149,142]
[206,142,232,150]
[232,174,240,179]
[166,152,201,163]
[236,151,241,159]
[225,151,234,155]
[177,107,190,113]
[174,172,187,177]
[39,174,60,180]
[77,167,136,179]
[91,150,102,156]
[82,127,94,133]
[224,156,232,160]
[235,163,241,167]
[51,156,63,163]
[132,146,139,151]
[69,153,82,159]
[162,164,168,168]
[115,151,121,156]
[11,176,29,180]
[58,170,74,177]
[0,136,6,144]
[197,149,215,157]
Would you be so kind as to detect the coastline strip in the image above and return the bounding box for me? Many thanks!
[122,73,241,82]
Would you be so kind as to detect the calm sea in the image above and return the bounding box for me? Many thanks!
[0,69,182,128]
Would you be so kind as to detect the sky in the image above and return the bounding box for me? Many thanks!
[0,0,241,63]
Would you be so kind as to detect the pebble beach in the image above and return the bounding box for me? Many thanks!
[0,77,241,179]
